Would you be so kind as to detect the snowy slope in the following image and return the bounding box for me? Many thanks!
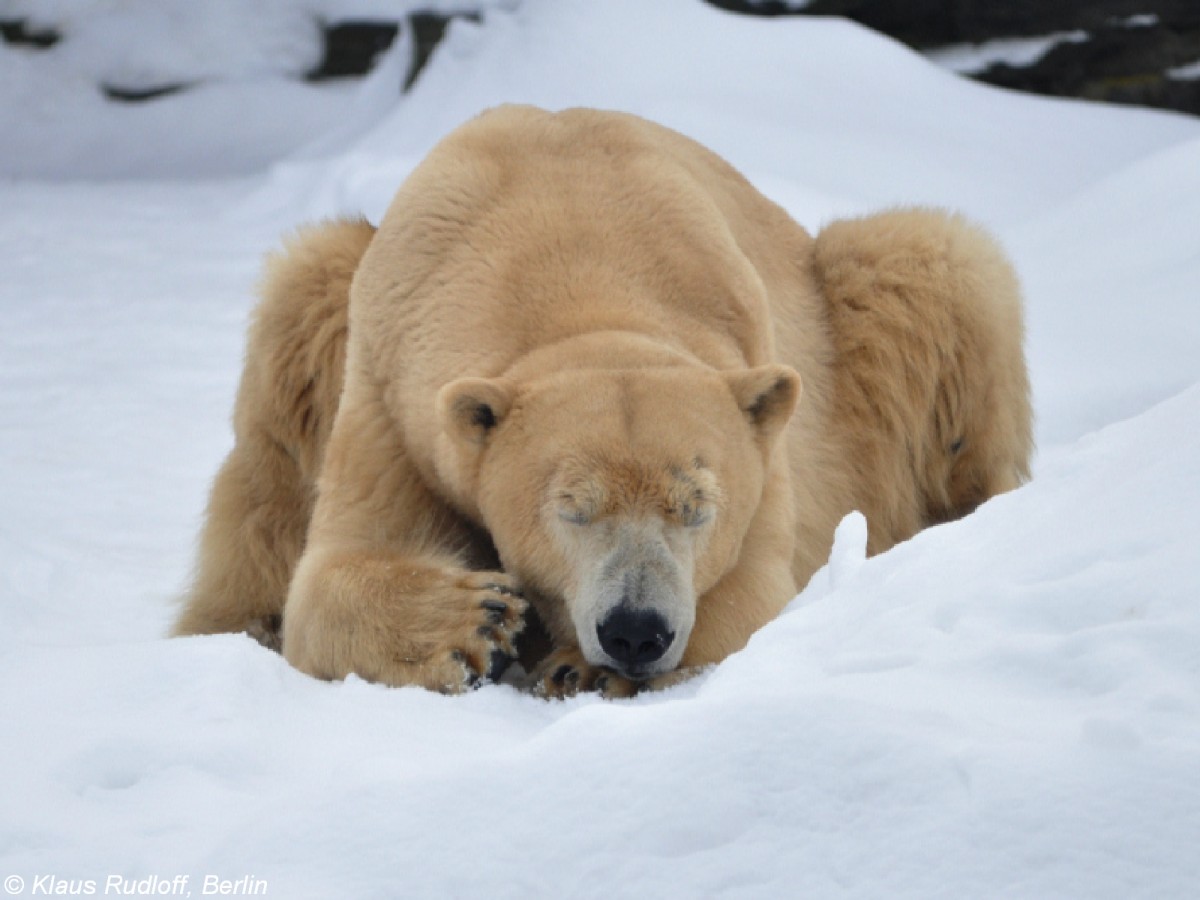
[2,1,1199,897]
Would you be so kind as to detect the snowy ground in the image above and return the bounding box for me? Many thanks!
[2,1,1199,897]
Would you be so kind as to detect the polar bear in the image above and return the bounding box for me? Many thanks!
[173,105,1032,697]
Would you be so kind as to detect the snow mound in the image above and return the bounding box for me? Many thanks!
[3,387,1196,897]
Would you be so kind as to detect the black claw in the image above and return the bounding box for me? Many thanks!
[481,598,508,613]
[477,624,495,639]
[450,650,481,689]
[551,664,575,687]
[595,674,609,694]
[487,649,513,682]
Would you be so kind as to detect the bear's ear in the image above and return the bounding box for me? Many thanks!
[437,377,515,446]
[724,365,802,444]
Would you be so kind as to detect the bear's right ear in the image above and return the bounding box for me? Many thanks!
[437,377,514,446]
[723,364,802,447]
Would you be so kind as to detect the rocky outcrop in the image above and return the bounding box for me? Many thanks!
[976,17,1200,115]
[4,4,1198,117]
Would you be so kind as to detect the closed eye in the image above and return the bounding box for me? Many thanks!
[558,508,591,526]
[678,504,712,528]
[668,469,719,529]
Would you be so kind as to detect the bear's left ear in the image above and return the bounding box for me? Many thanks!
[438,377,515,446]
[724,365,803,445]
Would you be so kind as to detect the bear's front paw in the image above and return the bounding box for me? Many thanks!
[285,561,531,692]
[530,646,610,699]
[530,647,703,700]
[427,571,527,693]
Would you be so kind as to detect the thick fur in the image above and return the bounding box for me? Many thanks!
[173,219,372,644]
[174,106,1032,694]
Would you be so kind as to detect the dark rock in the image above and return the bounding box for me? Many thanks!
[307,21,399,80]
[953,1,1200,42]
[102,82,191,103]
[977,23,1200,116]
[805,0,960,47]
[703,1,1200,44]
[406,13,458,91]
[305,14,459,91]
[0,18,61,49]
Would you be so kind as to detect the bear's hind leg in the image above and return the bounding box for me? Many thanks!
[814,207,1032,546]
[173,218,376,647]
[172,434,308,647]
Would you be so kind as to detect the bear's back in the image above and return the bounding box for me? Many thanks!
[352,106,820,384]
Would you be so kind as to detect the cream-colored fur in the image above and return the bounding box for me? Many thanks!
[173,218,372,645]
[174,106,1032,696]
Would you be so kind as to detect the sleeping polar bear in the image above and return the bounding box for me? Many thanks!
[173,105,1032,698]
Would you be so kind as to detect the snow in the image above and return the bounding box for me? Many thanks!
[1,0,322,86]
[1169,58,1200,80]
[2,0,1200,896]
[0,0,513,179]
[0,0,417,180]
[927,30,1090,76]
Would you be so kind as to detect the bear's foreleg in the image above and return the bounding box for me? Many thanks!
[282,389,527,692]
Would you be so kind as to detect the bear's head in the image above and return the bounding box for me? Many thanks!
[436,364,800,681]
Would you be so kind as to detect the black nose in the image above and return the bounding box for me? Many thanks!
[596,606,675,671]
